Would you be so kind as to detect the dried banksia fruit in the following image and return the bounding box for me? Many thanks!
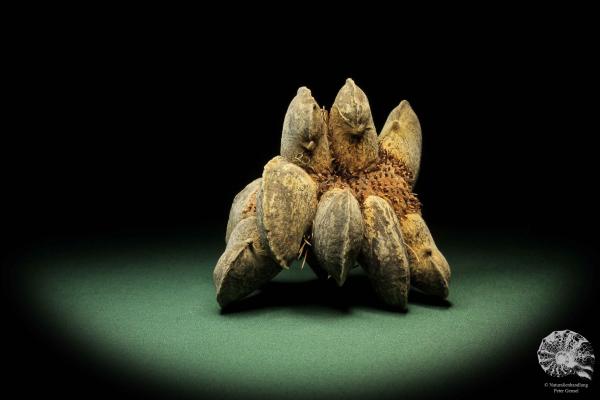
[312,188,364,286]
[212,78,451,310]
[256,156,318,268]
[225,178,260,243]
[359,195,410,309]
[400,213,450,298]
[214,217,281,308]
[379,100,422,186]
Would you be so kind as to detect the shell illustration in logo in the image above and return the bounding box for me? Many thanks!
[538,330,595,380]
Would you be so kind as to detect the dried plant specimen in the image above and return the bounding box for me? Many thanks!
[213,78,451,310]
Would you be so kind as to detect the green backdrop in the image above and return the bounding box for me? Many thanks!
[21,231,590,398]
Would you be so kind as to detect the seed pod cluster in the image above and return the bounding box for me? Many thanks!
[213,78,451,310]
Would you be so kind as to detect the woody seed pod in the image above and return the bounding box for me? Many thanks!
[281,87,331,174]
[329,78,378,174]
[359,195,410,309]
[400,213,450,298]
[379,100,422,186]
[312,188,364,286]
[214,217,281,308]
[256,156,318,268]
[225,178,260,243]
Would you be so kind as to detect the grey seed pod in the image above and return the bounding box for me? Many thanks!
[281,87,332,174]
[359,195,410,309]
[379,100,422,187]
[329,78,379,174]
[400,213,450,298]
[312,188,363,286]
[256,156,318,268]
[213,217,281,308]
[225,178,261,243]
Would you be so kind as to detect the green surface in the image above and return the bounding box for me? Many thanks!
[23,232,587,398]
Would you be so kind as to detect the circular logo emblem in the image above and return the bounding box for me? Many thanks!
[538,330,595,380]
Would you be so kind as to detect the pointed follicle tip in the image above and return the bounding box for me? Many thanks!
[343,78,357,91]
[297,87,311,96]
[398,99,413,113]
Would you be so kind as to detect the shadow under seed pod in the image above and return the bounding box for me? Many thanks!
[219,273,442,315]
[305,247,329,280]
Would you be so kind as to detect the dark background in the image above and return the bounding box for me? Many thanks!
[4,12,598,400]
[6,25,598,245]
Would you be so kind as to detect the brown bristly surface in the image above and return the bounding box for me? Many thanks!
[311,147,421,220]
